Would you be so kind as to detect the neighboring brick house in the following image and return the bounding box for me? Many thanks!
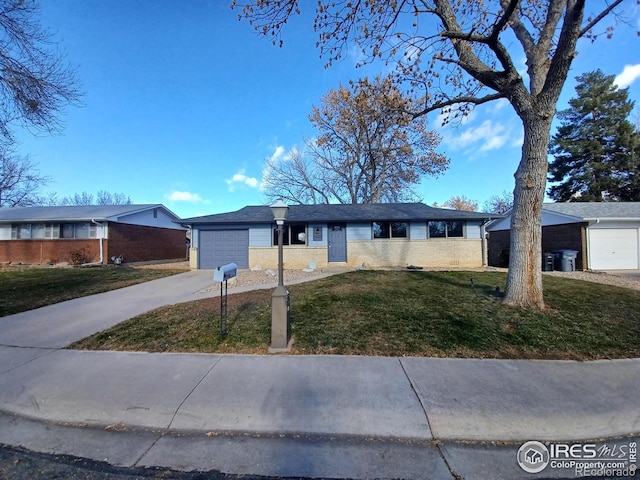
[487,202,640,271]
[182,203,498,270]
[0,205,187,265]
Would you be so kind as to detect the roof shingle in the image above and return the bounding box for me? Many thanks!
[542,202,640,220]
[0,205,173,222]
[183,203,497,224]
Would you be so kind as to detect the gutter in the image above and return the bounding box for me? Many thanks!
[583,217,640,222]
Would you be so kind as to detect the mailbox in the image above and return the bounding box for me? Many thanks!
[213,263,237,282]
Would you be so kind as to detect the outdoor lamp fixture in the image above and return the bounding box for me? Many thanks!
[270,198,289,286]
[269,199,291,352]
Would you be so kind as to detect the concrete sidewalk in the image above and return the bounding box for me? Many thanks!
[0,271,638,479]
[0,349,638,478]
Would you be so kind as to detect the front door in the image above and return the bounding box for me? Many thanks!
[328,223,347,263]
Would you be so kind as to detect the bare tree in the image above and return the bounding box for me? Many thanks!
[96,190,131,205]
[0,146,49,206]
[234,0,628,309]
[0,0,81,142]
[443,195,479,212]
[54,190,132,206]
[483,190,514,214]
[263,77,448,204]
[262,147,334,205]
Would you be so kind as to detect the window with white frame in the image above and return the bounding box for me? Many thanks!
[11,222,97,239]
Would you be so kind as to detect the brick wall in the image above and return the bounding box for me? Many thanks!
[107,223,187,263]
[245,239,484,270]
[488,222,587,270]
[349,239,483,268]
[249,246,328,270]
[189,247,199,269]
[0,239,101,265]
[541,223,587,270]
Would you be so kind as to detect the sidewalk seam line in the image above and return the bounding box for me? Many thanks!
[131,354,225,467]
[397,357,459,480]
[166,354,225,430]
[0,346,61,376]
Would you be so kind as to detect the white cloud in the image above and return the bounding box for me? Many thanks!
[269,146,285,162]
[226,169,260,191]
[166,190,203,202]
[260,145,302,191]
[614,64,640,88]
[453,119,509,152]
[488,98,510,113]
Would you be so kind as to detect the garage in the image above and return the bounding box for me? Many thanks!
[199,230,249,269]
[588,228,639,270]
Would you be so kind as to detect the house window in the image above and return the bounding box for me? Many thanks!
[10,222,94,239]
[447,221,463,237]
[373,221,408,238]
[31,224,47,239]
[429,221,446,238]
[61,223,75,238]
[273,223,307,246]
[61,222,96,239]
[11,224,32,239]
[428,221,464,238]
[75,222,90,239]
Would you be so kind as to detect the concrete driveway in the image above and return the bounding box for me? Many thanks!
[0,270,218,349]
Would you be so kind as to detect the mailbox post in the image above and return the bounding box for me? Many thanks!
[269,199,291,352]
[213,263,237,338]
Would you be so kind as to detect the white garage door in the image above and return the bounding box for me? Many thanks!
[588,228,639,270]
[199,230,249,269]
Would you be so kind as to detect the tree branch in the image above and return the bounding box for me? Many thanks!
[579,0,625,37]
[412,92,506,118]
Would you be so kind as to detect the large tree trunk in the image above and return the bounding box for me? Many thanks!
[503,114,553,310]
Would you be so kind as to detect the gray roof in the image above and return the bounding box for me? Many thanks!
[183,202,497,224]
[0,204,180,222]
[543,202,640,220]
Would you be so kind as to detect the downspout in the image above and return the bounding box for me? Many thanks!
[81,220,105,266]
[481,219,489,267]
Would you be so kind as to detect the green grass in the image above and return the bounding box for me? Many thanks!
[70,271,640,359]
[0,266,185,316]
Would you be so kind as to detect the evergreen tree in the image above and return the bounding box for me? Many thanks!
[548,70,639,202]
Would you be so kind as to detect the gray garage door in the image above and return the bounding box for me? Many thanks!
[199,230,249,269]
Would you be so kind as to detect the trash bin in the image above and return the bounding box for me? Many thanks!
[553,250,578,272]
[542,252,554,271]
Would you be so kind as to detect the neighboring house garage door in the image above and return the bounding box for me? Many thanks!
[588,228,639,270]
[199,230,249,269]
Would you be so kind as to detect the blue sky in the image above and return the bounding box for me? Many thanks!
[13,1,640,219]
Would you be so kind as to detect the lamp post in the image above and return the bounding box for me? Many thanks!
[269,199,290,352]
